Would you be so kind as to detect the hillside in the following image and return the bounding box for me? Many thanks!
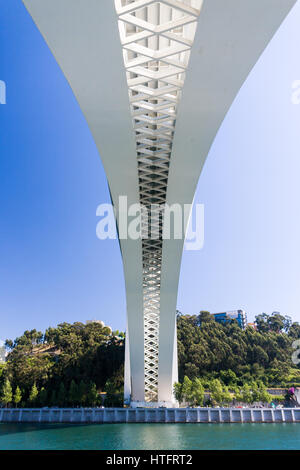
[0,311,299,407]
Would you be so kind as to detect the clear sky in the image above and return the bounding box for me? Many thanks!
[1,0,300,341]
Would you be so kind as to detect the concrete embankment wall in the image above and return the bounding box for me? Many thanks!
[1,408,300,423]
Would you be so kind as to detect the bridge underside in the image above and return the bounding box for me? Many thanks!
[23,0,296,406]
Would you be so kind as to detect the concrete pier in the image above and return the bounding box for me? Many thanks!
[0,408,299,424]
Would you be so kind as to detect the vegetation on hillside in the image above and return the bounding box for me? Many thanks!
[0,311,299,407]
[0,322,124,407]
[173,376,277,407]
[177,311,300,388]
[174,311,300,406]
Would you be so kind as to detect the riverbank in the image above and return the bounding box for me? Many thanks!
[1,407,300,424]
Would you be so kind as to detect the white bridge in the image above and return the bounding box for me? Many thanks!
[23,0,296,407]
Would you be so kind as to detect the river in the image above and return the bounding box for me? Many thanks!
[0,422,299,450]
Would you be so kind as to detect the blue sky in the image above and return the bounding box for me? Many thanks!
[1,0,300,340]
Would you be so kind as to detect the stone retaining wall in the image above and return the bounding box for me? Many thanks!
[0,407,300,423]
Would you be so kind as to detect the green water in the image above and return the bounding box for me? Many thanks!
[0,423,300,450]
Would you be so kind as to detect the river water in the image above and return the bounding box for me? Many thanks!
[0,422,299,450]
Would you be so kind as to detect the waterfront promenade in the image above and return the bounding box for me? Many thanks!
[1,407,300,424]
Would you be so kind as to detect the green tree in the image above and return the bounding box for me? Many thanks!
[288,322,300,339]
[257,386,272,404]
[255,313,269,333]
[86,382,98,406]
[222,386,232,406]
[198,311,213,325]
[78,380,86,406]
[5,339,14,349]
[57,382,66,407]
[191,378,204,406]
[0,364,5,385]
[103,378,123,407]
[28,383,39,406]
[13,386,22,408]
[181,376,193,404]
[283,315,292,332]
[173,382,183,404]
[250,382,259,402]
[1,378,13,407]
[174,378,204,406]
[220,370,237,386]
[50,390,57,406]
[233,386,243,403]
[268,313,285,333]
[68,380,78,407]
[240,384,253,404]
[210,379,224,405]
[38,387,48,407]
